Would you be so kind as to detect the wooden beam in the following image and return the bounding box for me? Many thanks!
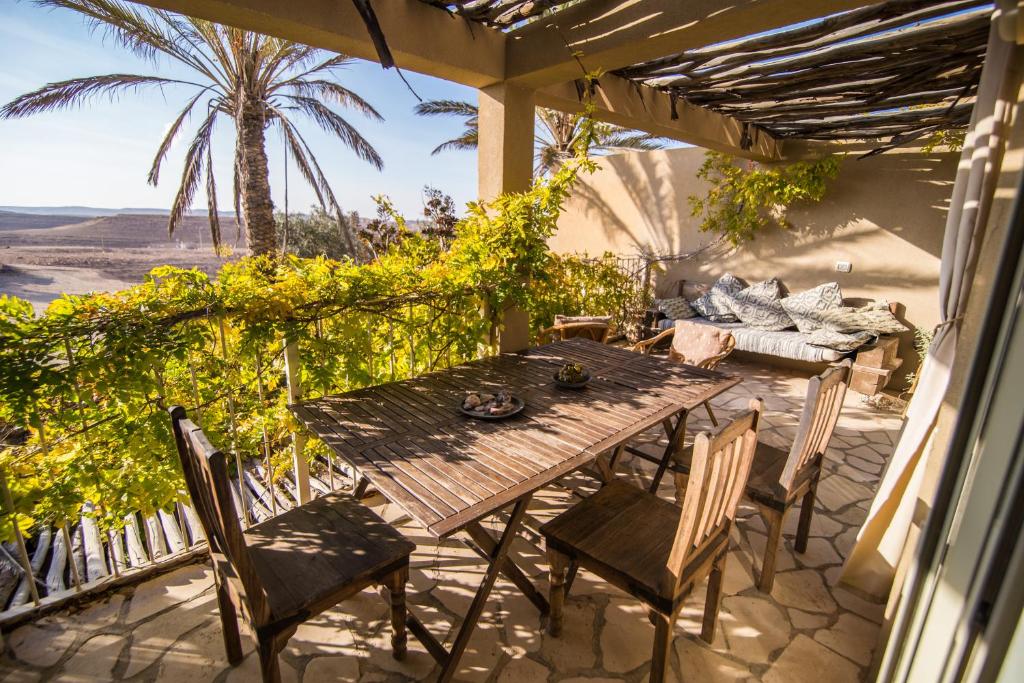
[504,0,878,88]
[130,0,507,88]
[537,76,783,161]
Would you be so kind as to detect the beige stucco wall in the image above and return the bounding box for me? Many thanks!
[551,146,960,385]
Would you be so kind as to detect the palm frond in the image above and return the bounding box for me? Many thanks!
[168,105,217,237]
[414,99,478,118]
[271,110,331,211]
[205,141,221,251]
[431,131,479,155]
[284,96,383,170]
[148,89,213,186]
[36,0,177,63]
[283,80,382,120]
[599,130,666,151]
[0,74,192,118]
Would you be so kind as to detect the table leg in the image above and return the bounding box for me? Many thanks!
[464,522,549,615]
[648,410,688,494]
[437,495,533,683]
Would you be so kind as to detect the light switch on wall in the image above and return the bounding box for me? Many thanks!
[836,261,853,273]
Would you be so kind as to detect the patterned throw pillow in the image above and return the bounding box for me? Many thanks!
[655,297,697,320]
[692,273,746,322]
[722,278,794,331]
[780,282,845,333]
[807,329,876,352]
[817,302,909,335]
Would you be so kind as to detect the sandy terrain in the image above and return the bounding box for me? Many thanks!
[0,212,245,312]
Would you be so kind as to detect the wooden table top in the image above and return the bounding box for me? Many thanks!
[291,338,741,538]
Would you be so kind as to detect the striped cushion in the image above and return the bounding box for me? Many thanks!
[816,302,909,335]
[682,318,847,363]
[691,273,745,322]
[723,278,794,331]
[655,297,697,320]
[807,329,876,351]
[780,282,845,333]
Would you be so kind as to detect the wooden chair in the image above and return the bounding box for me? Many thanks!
[631,319,736,426]
[542,401,763,683]
[537,315,612,345]
[169,406,415,682]
[672,360,851,592]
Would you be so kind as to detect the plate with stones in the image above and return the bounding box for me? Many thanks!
[459,391,525,420]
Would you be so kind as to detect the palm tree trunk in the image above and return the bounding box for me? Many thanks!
[237,98,277,256]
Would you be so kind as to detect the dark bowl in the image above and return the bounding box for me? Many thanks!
[553,371,591,389]
[458,395,526,420]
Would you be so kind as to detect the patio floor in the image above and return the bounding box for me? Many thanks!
[0,358,900,682]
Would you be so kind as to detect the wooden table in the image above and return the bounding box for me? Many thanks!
[291,338,740,681]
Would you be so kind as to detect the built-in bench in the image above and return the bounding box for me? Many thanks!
[650,279,905,395]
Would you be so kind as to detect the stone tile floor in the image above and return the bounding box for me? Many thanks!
[0,358,901,682]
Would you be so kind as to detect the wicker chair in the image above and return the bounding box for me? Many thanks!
[631,319,736,425]
[537,315,612,345]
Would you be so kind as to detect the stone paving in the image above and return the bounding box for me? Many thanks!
[0,358,901,682]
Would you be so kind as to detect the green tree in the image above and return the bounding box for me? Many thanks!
[1,0,384,255]
[278,206,363,260]
[414,100,664,175]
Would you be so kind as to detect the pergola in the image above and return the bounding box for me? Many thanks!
[136,0,986,191]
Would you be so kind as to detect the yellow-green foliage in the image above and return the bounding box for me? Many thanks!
[689,151,841,245]
[0,132,606,540]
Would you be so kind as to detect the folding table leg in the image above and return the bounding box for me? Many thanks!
[464,521,549,614]
[437,495,533,683]
[648,410,688,494]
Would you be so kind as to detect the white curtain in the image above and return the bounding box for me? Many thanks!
[841,15,1024,597]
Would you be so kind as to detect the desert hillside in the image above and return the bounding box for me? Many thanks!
[0,210,246,312]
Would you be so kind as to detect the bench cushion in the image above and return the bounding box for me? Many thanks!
[660,317,846,363]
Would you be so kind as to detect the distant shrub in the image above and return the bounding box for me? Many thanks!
[278,207,364,261]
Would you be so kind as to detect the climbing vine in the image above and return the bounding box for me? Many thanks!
[688,151,841,245]
[0,118,616,541]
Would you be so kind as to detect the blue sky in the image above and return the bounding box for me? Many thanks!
[0,0,480,217]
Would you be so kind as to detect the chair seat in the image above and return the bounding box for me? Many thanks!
[244,491,415,621]
[540,480,727,611]
[675,441,808,510]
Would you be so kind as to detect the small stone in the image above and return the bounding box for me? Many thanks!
[772,570,837,614]
[789,608,829,630]
[764,634,860,683]
[155,619,234,682]
[720,595,790,663]
[67,594,125,632]
[674,636,750,682]
[794,538,842,568]
[223,651,299,683]
[124,592,218,677]
[58,633,124,680]
[814,613,879,666]
[0,664,41,683]
[846,455,882,475]
[747,531,795,573]
[8,618,76,668]
[447,621,504,683]
[125,564,213,624]
[601,599,654,673]
[816,475,873,511]
[540,601,596,670]
[833,586,885,624]
[497,656,550,683]
[303,655,361,682]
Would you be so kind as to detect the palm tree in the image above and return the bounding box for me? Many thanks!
[1,0,384,256]
[414,100,665,175]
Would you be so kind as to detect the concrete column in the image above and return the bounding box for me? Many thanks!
[477,82,535,353]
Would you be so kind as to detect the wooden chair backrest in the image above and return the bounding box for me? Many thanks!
[669,320,735,369]
[778,360,851,493]
[169,406,271,625]
[664,399,762,594]
[559,322,610,342]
